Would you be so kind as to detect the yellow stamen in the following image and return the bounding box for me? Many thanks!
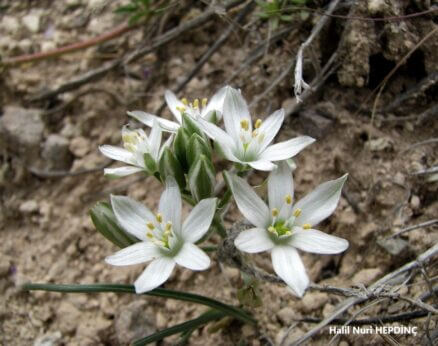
[147,222,155,230]
[240,119,249,131]
[147,232,153,238]
[303,223,311,230]
[176,106,186,113]
[202,98,208,107]
[124,143,136,152]
[165,221,172,233]
[268,226,276,233]
[272,208,279,217]
[285,195,292,204]
[254,119,262,129]
[293,208,302,217]
[193,99,199,109]
[181,98,188,106]
[156,213,163,223]
[252,130,258,138]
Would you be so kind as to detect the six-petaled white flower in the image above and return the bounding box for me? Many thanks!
[105,177,217,293]
[198,86,315,171]
[127,86,227,132]
[99,120,172,178]
[226,162,349,296]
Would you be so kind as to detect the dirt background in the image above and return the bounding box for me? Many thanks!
[0,0,437,345]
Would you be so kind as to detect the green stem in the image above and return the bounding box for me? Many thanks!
[23,283,255,325]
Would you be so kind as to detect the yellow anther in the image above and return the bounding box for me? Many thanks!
[147,222,155,230]
[176,106,186,113]
[240,119,249,131]
[165,221,172,232]
[254,119,262,129]
[147,232,153,238]
[156,213,163,223]
[285,195,292,205]
[181,98,189,105]
[268,226,276,233]
[303,223,311,230]
[293,208,302,217]
[124,143,136,152]
[193,99,199,109]
[202,98,208,107]
[252,130,258,138]
[272,208,279,217]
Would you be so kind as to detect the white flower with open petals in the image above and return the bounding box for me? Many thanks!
[99,121,172,178]
[226,162,349,297]
[127,86,227,132]
[106,177,217,293]
[198,86,315,171]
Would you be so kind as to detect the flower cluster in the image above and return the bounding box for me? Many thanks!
[96,85,349,296]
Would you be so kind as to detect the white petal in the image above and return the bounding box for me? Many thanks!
[234,228,274,253]
[223,86,251,140]
[104,166,144,178]
[248,160,277,171]
[271,246,309,297]
[149,120,162,160]
[99,145,136,165]
[225,173,270,228]
[258,109,285,151]
[159,176,182,231]
[182,198,217,243]
[268,161,294,213]
[197,119,238,162]
[293,174,348,227]
[105,242,160,266]
[174,242,210,270]
[127,111,180,132]
[134,257,176,293]
[290,229,349,254]
[159,134,174,159]
[203,86,227,121]
[260,136,315,161]
[164,90,184,124]
[111,195,154,241]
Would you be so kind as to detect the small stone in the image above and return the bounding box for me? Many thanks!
[339,210,357,225]
[115,301,156,344]
[241,325,256,337]
[1,106,45,161]
[155,311,166,329]
[410,195,420,209]
[276,307,295,324]
[223,267,240,282]
[41,41,56,52]
[22,13,41,33]
[301,292,329,313]
[339,341,349,346]
[69,137,91,157]
[76,317,112,341]
[33,331,62,346]
[393,172,405,186]
[299,110,333,139]
[366,137,393,152]
[352,268,382,285]
[42,134,73,170]
[19,200,39,214]
[377,237,408,256]
[18,39,33,53]
[57,301,81,333]
[322,303,335,318]
[2,16,20,33]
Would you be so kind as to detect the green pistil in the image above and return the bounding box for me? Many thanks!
[243,142,249,151]
[272,220,291,237]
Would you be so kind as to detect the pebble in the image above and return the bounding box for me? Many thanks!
[57,301,81,333]
[69,137,91,157]
[22,13,41,33]
[115,301,156,344]
[410,195,420,209]
[276,307,295,324]
[352,268,382,285]
[42,134,73,170]
[301,292,329,313]
[19,200,39,214]
[33,331,62,346]
[2,15,20,33]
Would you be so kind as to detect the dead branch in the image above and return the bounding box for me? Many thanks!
[29,0,247,102]
[386,219,438,239]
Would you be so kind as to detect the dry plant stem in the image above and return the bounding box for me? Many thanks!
[289,243,438,345]
[29,0,247,102]
[156,0,256,115]
[386,219,438,239]
[412,166,438,176]
[401,138,438,154]
[365,26,438,121]
[2,24,136,66]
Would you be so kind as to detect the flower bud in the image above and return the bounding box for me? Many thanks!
[186,134,211,168]
[173,127,191,171]
[159,147,186,189]
[143,153,157,173]
[188,154,216,201]
[182,113,202,137]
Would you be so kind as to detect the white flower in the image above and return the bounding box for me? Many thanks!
[106,177,217,293]
[127,86,228,132]
[99,121,172,178]
[198,86,315,171]
[226,162,349,297]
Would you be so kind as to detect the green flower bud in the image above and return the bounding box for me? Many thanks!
[143,152,157,173]
[159,147,186,189]
[173,127,191,172]
[187,134,211,168]
[90,202,137,248]
[188,154,216,201]
[182,113,203,137]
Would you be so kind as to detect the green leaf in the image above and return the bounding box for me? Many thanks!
[158,148,186,189]
[143,153,157,173]
[90,202,138,248]
[114,4,138,14]
[132,310,225,345]
[23,283,256,325]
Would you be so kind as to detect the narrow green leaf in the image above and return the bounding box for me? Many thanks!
[23,283,256,325]
[132,310,225,345]
[90,202,138,248]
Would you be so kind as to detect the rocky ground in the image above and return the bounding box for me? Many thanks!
[0,1,437,345]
